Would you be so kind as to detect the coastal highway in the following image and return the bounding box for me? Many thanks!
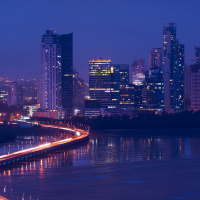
[0,125,89,165]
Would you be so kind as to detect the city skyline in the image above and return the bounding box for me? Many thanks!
[0,1,200,82]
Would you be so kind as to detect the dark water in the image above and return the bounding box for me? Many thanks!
[1,128,200,200]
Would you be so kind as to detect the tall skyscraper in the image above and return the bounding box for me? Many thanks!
[40,30,62,111]
[59,33,73,117]
[114,64,130,108]
[163,23,184,112]
[88,58,120,115]
[40,30,73,116]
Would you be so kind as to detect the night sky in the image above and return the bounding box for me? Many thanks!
[0,0,200,81]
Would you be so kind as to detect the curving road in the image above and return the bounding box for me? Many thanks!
[0,125,89,165]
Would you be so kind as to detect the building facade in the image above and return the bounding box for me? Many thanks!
[190,64,200,110]
[7,82,23,106]
[130,58,147,83]
[163,23,184,112]
[195,44,200,64]
[144,66,164,108]
[59,33,73,117]
[40,30,62,111]
[73,69,85,114]
[149,48,163,71]
[88,58,120,115]
[40,30,73,116]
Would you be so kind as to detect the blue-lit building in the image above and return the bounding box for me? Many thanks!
[163,23,184,112]
[40,30,73,116]
[113,64,129,109]
[59,33,73,117]
[40,30,62,111]
[195,44,200,64]
[144,66,164,108]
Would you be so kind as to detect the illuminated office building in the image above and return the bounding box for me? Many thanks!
[163,23,184,112]
[130,58,147,83]
[88,58,120,115]
[132,73,145,85]
[40,30,73,116]
[118,64,129,106]
[113,64,131,109]
[40,30,62,111]
[144,66,164,108]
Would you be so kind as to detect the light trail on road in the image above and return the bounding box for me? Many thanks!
[0,125,89,164]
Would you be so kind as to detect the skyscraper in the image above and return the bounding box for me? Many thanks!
[114,64,130,108]
[144,66,164,108]
[40,30,73,116]
[40,30,62,111]
[59,33,73,117]
[163,23,184,112]
[88,58,120,115]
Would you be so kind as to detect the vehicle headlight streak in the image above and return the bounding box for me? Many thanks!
[0,125,88,161]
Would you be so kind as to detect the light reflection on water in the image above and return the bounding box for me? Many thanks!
[1,131,200,176]
[0,134,69,156]
[1,130,200,199]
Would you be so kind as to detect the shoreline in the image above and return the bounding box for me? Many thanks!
[1,126,200,144]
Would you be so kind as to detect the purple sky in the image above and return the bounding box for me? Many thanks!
[0,0,200,82]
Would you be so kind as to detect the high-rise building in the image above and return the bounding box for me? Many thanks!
[40,30,73,116]
[144,66,164,108]
[7,82,23,106]
[40,30,62,111]
[73,69,84,114]
[176,41,184,109]
[129,84,142,107]
[184,64,191,110]
[113,64,129,108]
[130,58,147,83]
[115,64,131,110]
[111,64,120,114]
[37,79,40,104]
[163,23,184,112]
[195,44,200,64]
[190,64,200,110]
[149,48,163,70]
[59,33,73,117]
[88,58,120,115]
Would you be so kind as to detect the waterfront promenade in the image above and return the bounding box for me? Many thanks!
[0,125,89,167]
